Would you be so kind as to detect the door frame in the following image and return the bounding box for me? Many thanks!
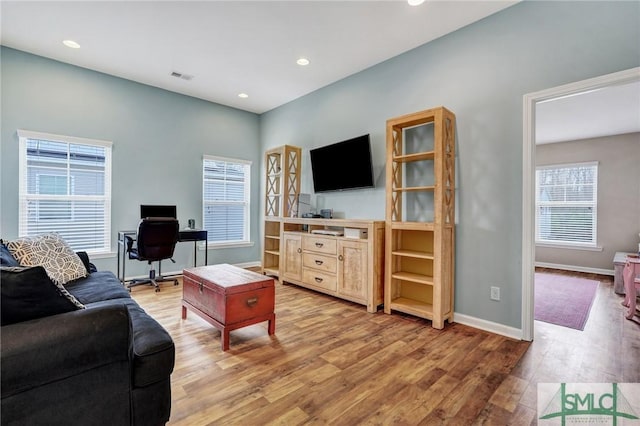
[521,67,640,341]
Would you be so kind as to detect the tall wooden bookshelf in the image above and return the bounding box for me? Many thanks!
[262,145,301,277]
[384,107,456,329]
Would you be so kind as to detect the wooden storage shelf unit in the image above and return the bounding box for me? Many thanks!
[262,145,301,277]
[278,217,385,313]
[384,106,456,329]
[262,218,281,277]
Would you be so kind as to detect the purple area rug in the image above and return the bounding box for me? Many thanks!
[534,273,599,330]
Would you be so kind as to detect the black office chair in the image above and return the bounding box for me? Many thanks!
[126,217,180,292]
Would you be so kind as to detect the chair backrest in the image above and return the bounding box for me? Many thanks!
[136,217,179,261]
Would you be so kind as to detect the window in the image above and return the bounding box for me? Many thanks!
[202,155,251,246]
[535,162,598,247]
[18,130,112,254]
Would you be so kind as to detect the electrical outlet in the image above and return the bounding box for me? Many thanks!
[490,286,500,301]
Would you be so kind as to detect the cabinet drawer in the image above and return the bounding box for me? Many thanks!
[303,252,336,274]
[303,236,337,255]
[303,268,337,292]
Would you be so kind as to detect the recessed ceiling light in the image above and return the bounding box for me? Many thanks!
[408,0,425,5]
[296,58,310,66]
[238,93,249,98]
[62,40,81,49]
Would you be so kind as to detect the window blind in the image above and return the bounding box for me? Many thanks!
[535,162,598,247]
[17,130,112,254]
[203,155,251,245]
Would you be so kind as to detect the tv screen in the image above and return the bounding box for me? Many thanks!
[310,134,374,193]
[140,204,177,219]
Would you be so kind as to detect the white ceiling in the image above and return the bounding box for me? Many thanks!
[536,80,640,144]
[0,0,518,114]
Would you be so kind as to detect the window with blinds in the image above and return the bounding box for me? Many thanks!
[202,155,251,246]
[17,130,112,254]
[535,162,598,247]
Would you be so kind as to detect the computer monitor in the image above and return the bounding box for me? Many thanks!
[140,205,177,219]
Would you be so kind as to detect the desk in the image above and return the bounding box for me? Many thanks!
[117,229,208,284]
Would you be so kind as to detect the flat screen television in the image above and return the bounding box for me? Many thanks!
[310,134,374,193]
[140,204,177,219]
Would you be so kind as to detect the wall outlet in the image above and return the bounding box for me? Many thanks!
[490,286,501,301]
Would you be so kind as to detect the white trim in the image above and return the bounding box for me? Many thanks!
[453,312,523,341]
[535,242,603,252]
[203,241,254,250]
[203,153,252,166]
[535,261,613,277]
[536,160,599,171]
[17,129,113,148]
[522,67,640,342]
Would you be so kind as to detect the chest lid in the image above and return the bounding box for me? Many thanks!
[183,264,274,294]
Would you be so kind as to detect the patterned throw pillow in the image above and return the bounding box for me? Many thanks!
[7,233,88,286]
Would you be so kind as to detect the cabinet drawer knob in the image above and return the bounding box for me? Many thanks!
[315,259,323,265]
[338,255,344,261]
[198,282,204,293]
[315,242,324,248]
[297,248,302,253]
[246,297,259,307]
[314,277,323,283]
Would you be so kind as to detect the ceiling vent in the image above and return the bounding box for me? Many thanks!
[170,71,194,81]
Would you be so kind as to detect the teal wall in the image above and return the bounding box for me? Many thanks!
[1,1,638,330]
[260,1,640,329]
[1,47,261,276]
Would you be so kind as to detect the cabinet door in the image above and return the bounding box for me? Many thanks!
[281,233,302,282]
[337,240,368,301]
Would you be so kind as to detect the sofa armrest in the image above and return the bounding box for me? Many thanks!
[1,302,133,398]
[76,250,97,273]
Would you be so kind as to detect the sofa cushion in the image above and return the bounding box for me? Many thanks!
[1,266,85,326]
[65,271,131,304]
[0,242,20,267]
[88,298,175,387]
[6,233,87,285]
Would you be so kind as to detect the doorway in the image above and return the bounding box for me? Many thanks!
[521,67,640,341]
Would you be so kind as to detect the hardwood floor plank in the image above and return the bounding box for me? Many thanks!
[127,267,638,425]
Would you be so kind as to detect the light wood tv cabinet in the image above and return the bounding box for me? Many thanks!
[262,217,384,313]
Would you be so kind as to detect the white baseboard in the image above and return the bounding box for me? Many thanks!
[453,312,523,340]
[535,261,613,276]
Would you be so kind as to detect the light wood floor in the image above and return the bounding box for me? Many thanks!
[130,269,639,425]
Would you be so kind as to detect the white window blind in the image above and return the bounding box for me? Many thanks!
[17,130,112,254]
[203,155,251,246]
[535,162,598,247]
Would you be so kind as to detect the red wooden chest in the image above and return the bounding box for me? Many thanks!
[182,264,275,351]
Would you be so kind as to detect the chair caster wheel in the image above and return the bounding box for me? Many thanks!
[174,280,179,286]
[155,288,160,293]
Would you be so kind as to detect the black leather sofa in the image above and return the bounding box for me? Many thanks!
[1,245,175,426]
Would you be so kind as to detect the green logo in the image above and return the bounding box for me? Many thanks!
[539,383,639,425]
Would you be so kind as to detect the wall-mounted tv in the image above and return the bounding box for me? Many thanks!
[140,204,177,219]
[310,134,374,193]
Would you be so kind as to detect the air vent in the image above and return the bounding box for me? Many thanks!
[170,71,194,81]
